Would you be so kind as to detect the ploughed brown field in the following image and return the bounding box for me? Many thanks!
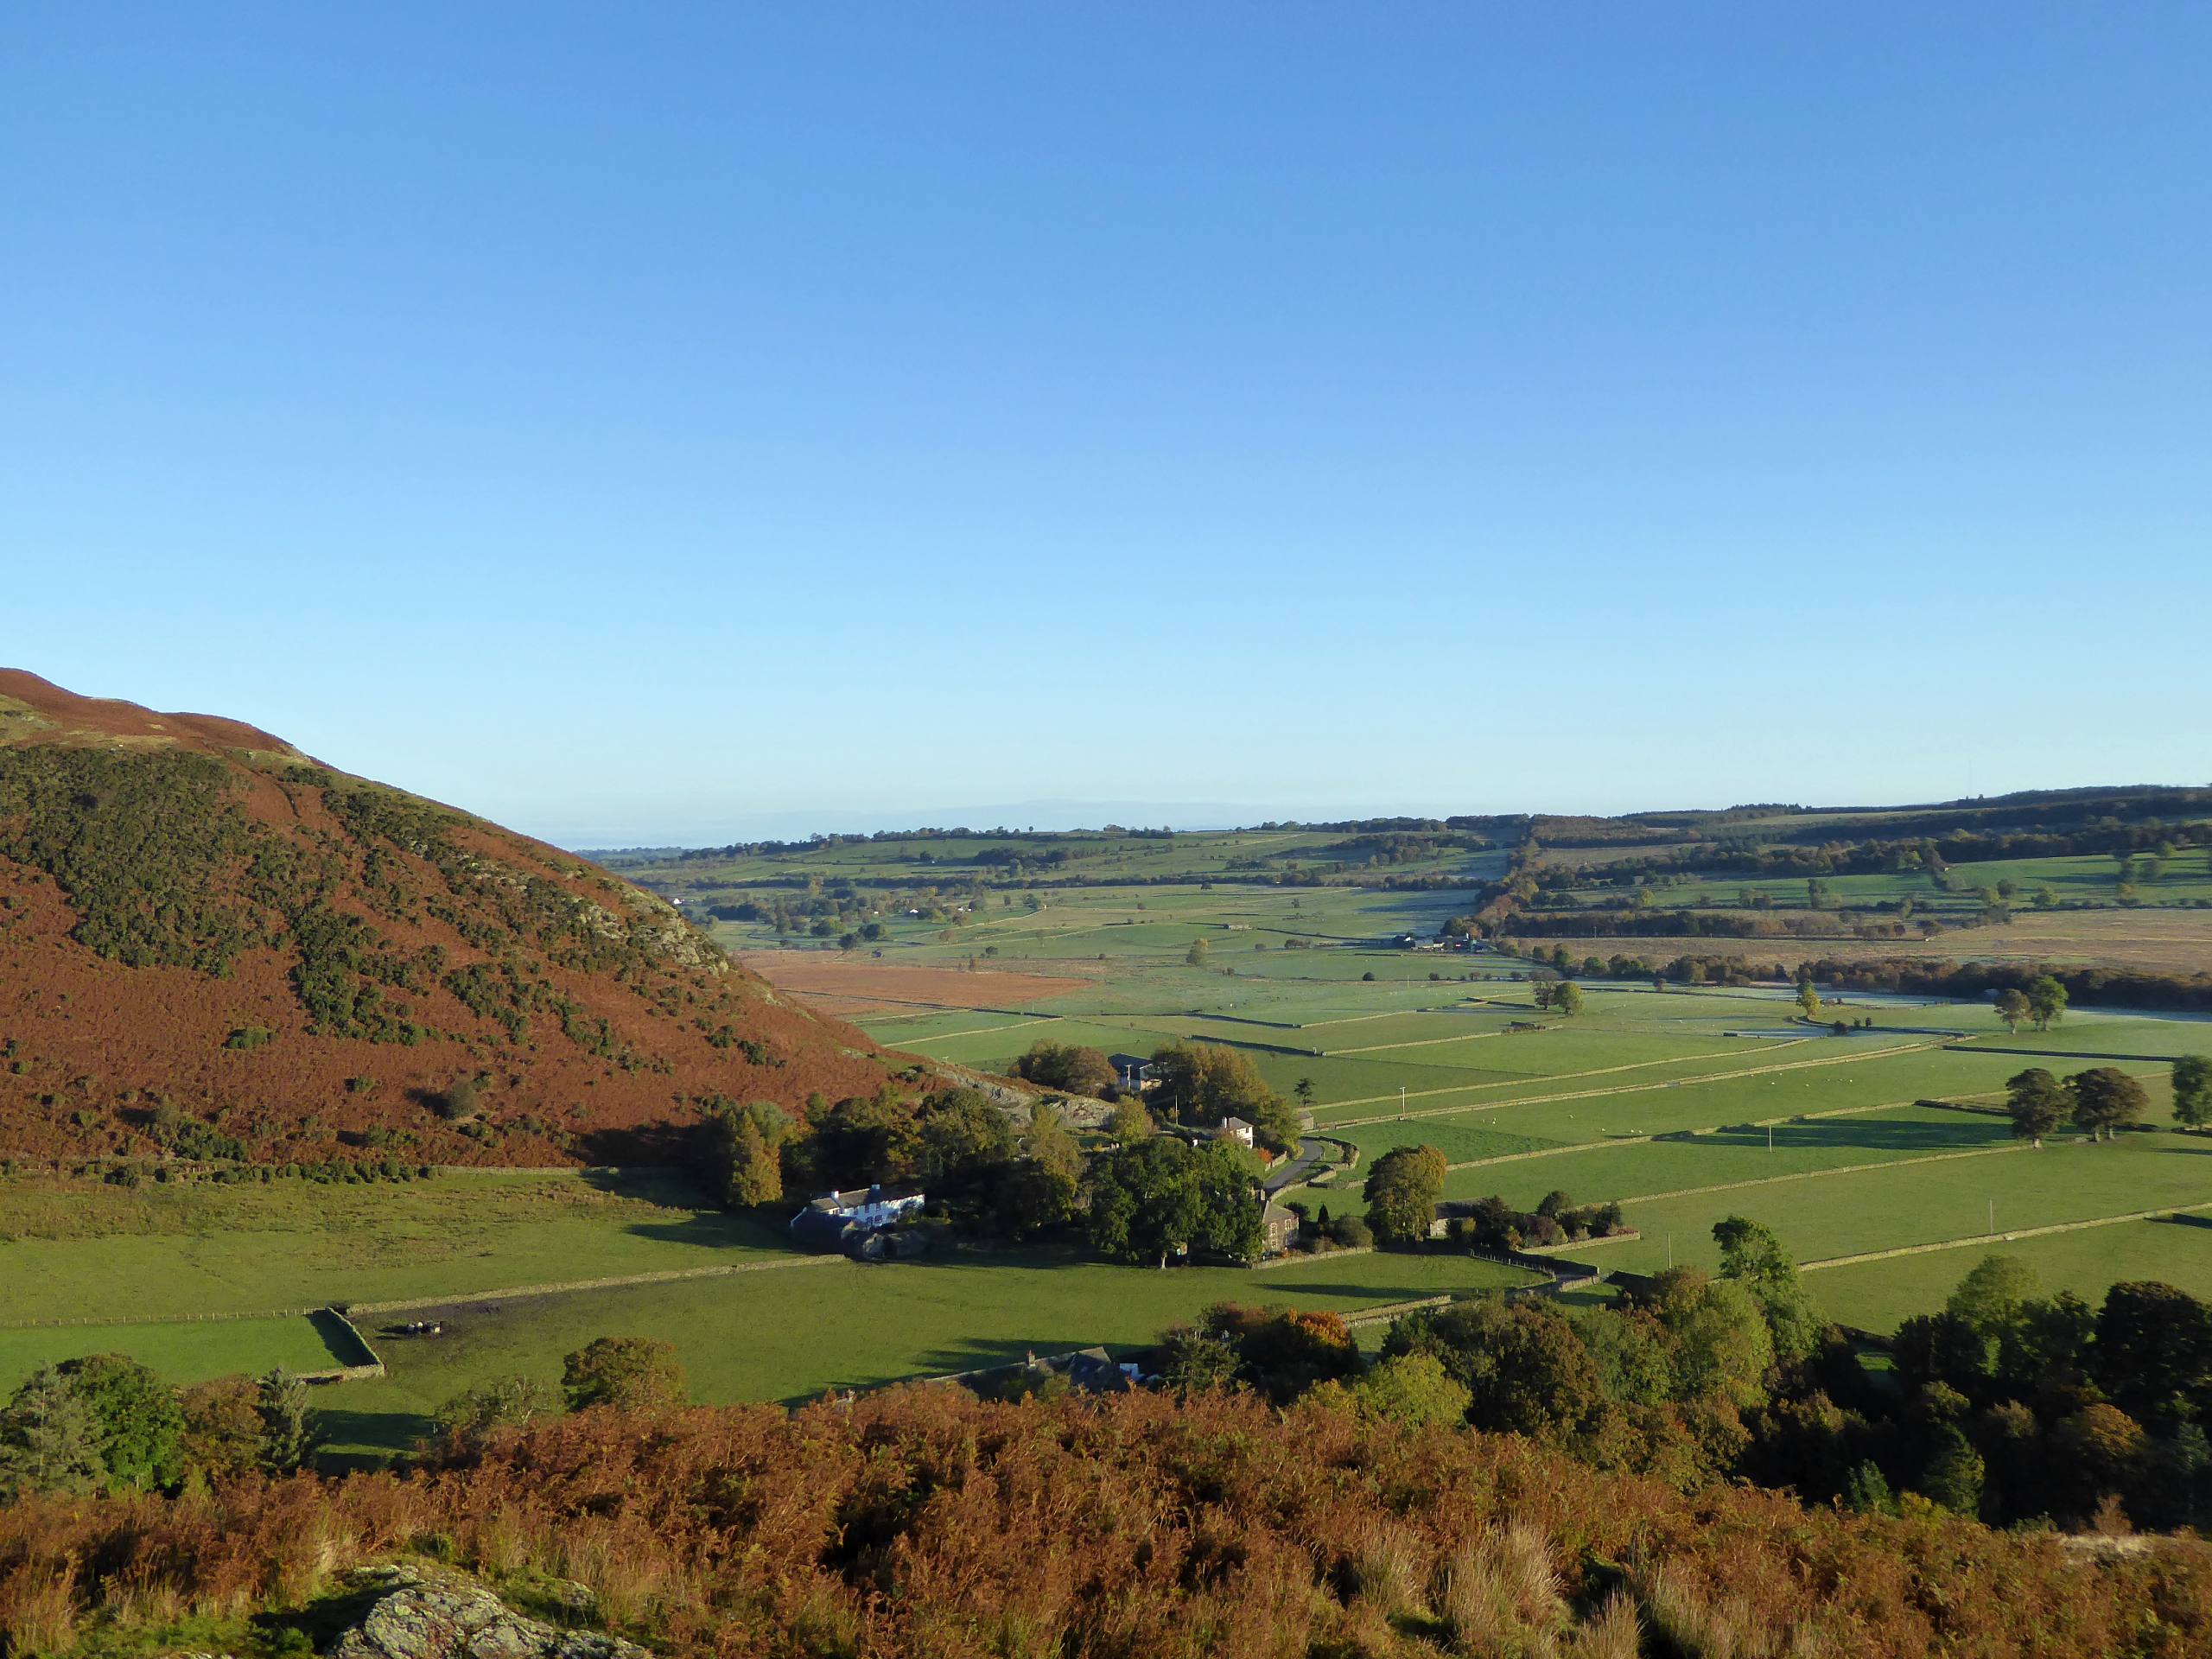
[0,671,901,1166]
[734,950,1092,1014]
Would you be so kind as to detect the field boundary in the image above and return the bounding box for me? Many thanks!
[1435,1089,2015,1176]
[0,1249,842,1331]
[1801,1200,2212,1274]
[1319,1040,1776,1118]
[1942,1044,2185,1065]
[1611,1142,2027,1208]
[346,1251,843,1315]
[1326,1039,1940,1129]
[302,1308,385,1382]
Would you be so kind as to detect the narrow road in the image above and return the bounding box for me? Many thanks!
[1265,1136,1333,1193]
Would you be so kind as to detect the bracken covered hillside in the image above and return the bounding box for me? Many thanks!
[6,1389,2210,1658]
[0,671,900,1166]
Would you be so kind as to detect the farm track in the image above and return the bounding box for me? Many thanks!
[1323,1039,1927,1128]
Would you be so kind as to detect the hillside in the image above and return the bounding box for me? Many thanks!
[8,1389,2209,1659]
[0,671,902,1166]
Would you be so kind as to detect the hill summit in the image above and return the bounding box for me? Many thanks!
[0,670,900,1166]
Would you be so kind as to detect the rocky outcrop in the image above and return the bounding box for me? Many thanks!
[324,1566,649,1659]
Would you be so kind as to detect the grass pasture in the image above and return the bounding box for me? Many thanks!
[0,1168,786,1324]
[0,1313,348,1391]
[1808,1214,2212,1332]
[319,1246,1540,1454]
[11,822,2212,1442]
[1564,1131,2212,1282]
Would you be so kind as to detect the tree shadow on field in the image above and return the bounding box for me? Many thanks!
[308,1403,432,1469]
[620,1209,789,1251]
[789,1336,1079,1403]
[577,1122,701,1166]
[1214,1274,1465,1303]
[1680,1118,2012,1154]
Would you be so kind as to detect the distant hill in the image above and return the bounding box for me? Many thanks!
[0,671,903,1166]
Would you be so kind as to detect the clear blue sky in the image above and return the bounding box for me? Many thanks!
[4,4,2207,846]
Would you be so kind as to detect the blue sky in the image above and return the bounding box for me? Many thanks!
[3,4,2206,846]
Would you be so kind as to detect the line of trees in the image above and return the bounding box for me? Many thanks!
[700,1084,1084,1243]
[2003,1065,2152,1145]
[0,1357,314,1500]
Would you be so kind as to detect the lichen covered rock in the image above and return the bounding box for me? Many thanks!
[325,1567,648,1659]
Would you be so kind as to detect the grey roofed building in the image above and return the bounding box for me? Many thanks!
[790,1183,925,1251]
[1106,1053,1158,1086]
[1064,1347,1138,1394]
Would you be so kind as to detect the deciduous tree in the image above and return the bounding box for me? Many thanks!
[1713,1215,1824,1364]
[2068,1067,2146,1141]
[432,1376,562,1454]
[60,1354,185,1491]
[562,1337,689,1412]
[2005,1068,2069,1147]
[2173,1055,2212,1129]
[1363,1144,1446,1249]
[2025,975,2069,1032]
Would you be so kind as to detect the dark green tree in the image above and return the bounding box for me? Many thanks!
[2093,1282,2212,1421]
[562,1336,690,1412]
[1382,1299,1605,1440]
[2068,1066,2147,1141]
[0,1367,102,1498]
[2004,1067,2069,1147]
[257,1369,319,1474]
[915,1088,1018,1195]
[1154,1325,1242,1394]
[1713,1215,1823,1364]
[60,1354,185,1491]
[2024,975,2069,1032]
[1085,1136,1262,1266]
[2172,1055,2212,1129]
[1362,1144,1446,1249]
[432,1375,563,1454]
[1920,1425,1986,1516]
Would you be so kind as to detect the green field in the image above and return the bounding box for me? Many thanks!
[1809,1216,2212,1332]
[10,820,2211,1437]
[319,1245,1535,1453]
[0,1314,349,1390]
[0,1168,785,1322]
[1567,1132,2212,1284]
